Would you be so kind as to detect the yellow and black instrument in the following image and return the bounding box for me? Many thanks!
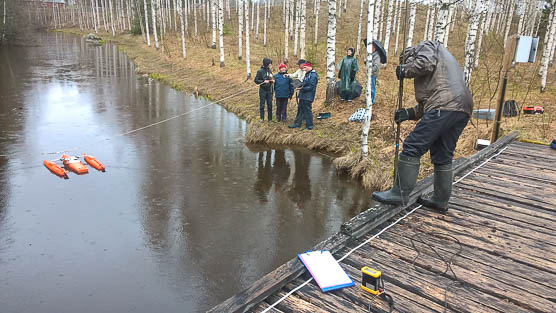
[361,266,384,295]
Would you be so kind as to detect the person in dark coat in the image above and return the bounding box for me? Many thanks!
[337,48,359,102]
[274,63,294,123]
[254,58,274,121]
[372,40,473,213]
[288,62,318,130]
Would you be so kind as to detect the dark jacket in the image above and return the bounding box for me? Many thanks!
[298,70,318,102]
[254,66,274,91]
[401,40,473,119]
[274,72,294,98]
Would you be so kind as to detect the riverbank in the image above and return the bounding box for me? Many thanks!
[56,26,555,190]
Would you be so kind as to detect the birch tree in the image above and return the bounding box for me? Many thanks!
[424,3,431,40]
[1,0,5,43]
[463,0,483,85]
[194,0,198,40]
[284,0,290,60]
[263,0,267,46]
[108,0,116,36]
[407,0,416,47]
[314,0,320,45]
[255,0,260,39]
[218,0,224,66]
[178,0,186,58]
[299,0,307,59]
[474,9,486,68]
[211,0,217,48]
[325,0,337,104]
[540,6,556,91]
[151,0,159,48]
[362,0,375,158]
[393,0,401,54]
[294,0,300,57]
[443,3,454,47]
[144,0,151,46]
[245,0,251,79]
[517,0,525,35]
[238,0,243,60]
[503,0,514,48]
[356,0,365,55]
[383,0,394,55]
[434,0,450,44]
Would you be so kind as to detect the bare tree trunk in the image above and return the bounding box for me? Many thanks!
[102,0,108,31]
[373,0,380,41]
[443,2,453,47]
[539,7,555,77]
[2,0,5,42]
[144,0,152,46]
[245,0,251,79]
[427,0,437,40]
[255,0,260,39]
[474,9,486,68]
[194,0,198,40]
[238,0,243,59]
[251,0,254,30]
[503,0,514,48]
[289,0,294,38]
[325,0,337,104]
[299,0,306,58]
[407,0,416,47]
[314,0,320,45]
[218,0,224,66]
[424,4,430,41]
[91,0,98,33]
[516,0,525,35]
[294,0,300,57]
[211,0,216,48]
[383,0,394,55]
[284,0,289,60]
[463,0,483,85]
[541,7,556,92]
[109,0,116,35]
[263,0,267,46]
[362,0,375,158]
[178,0,186,57]
[151,0,159,48]
[356,0,365,56]
[434,0,450,43]
[393,0,401,54]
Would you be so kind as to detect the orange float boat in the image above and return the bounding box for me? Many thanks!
[61,154,89,174]
[83,154,106,172]
[44,160,69,179]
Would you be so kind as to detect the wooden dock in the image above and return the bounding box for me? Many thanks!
[210,133,556,313]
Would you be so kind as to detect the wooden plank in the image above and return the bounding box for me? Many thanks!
[495,154,556,171]
[265,290,336,313]
[384,226,556,290]
[343,244,530,313]
[395,218,556,273]
[207,232,351,313]
[248,302,285,313]
[481,161,556,183]
[472,166,556,189]
[379,227,556,298]
[471,169,556,193]
[365,236,556,312]
[451,188,556,224]
[501,149,556,163]
[508,141,556,154]
[448,196,556,234]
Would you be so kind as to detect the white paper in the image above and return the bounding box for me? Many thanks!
[298,250,354,291]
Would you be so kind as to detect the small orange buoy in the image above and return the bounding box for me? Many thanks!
[83,154,106,172]
[61,154,89,174]
[44,160,69,179]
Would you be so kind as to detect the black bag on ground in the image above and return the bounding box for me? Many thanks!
[335,80,363,99]
[503,100,518,117]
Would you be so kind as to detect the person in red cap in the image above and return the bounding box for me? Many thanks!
[289,62,318,130]
[273,63,294,123]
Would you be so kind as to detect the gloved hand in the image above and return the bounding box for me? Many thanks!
[350,71,356,81]
[396,65,405,80]
[394,108,416,124]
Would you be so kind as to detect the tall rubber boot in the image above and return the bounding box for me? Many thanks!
[372,155,420,205]
[419,163,453,212]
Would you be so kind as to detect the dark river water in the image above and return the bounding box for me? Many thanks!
[0,32,370,313]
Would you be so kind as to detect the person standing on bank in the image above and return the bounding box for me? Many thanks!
[337,48,359,102]
[285,59,307,125]
[274,63,294,123]
[363,39,383,104]
[254,58,275,121]
[289,62,318,130]
[372,40,473,213]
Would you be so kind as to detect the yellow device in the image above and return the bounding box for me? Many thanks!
[361,266,384,295]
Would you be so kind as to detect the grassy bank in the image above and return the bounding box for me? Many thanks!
[58,5,555,190]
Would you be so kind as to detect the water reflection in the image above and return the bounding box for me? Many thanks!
[0,32,371,313]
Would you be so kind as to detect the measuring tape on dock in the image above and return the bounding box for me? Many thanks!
[261,146,509,313]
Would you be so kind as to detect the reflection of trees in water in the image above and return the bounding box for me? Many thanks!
[272,150,290,192]
[288,150,312,209]
[253,151,273,202]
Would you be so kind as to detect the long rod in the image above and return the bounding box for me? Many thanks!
[393,0,409,181]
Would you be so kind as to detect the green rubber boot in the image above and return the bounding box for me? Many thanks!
[372,155,421,205]
[419,163,453,212]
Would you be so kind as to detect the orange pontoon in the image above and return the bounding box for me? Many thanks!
[61,154,89,174]
[44,160,69,179]
[84,154,106,172]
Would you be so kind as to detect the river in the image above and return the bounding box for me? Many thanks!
[0,32,370,312]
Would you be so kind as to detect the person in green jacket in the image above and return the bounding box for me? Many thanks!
[337,48,359,102]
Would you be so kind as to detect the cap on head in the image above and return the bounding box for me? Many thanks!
[347,47,354,54]
[278,63,287,70]
[303,62,313,68]
[297,59,306,65]
[263,58,272,68]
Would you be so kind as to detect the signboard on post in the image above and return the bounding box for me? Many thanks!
[514,36,539,63]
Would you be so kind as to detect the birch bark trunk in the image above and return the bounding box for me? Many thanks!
[541,7,556,92]
[539,7,554,77]
[238,0,243,59]
[218,0,224,66]
[407,0,416,47]
[325,0,337,104]
[245,0,251,79]
[299,0,306,59]
[211,0,217,48]
[151,0,159,48]
[463,0,483,85]
[314,0,320,45]
[362,0,375,158]
[263,0,267,46]
[255,1,260,39]
[356,0,365,56]
[178,0,186,57]
[144,0,151,45]
[109,0,116,35]
[434,0,449,43]
[393,0,401,54]
[194,0,198,39]
[251,0,254,30]
[516,0,525,35]
[2,0,5,42]
[294,0,300,57]
[284,0,289,60]
[503,0,514,48]
[474,9,486,68]
[383,0,394,55]
[424,4,430,41]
